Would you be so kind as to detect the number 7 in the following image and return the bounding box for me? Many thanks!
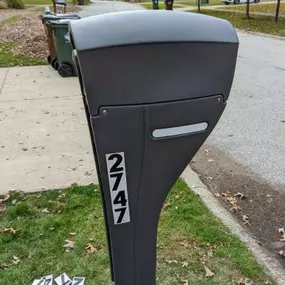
[110,172,123,191]
[115,207,127,224]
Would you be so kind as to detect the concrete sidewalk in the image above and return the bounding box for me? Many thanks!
[0,1,144,195]
[0,66,96,194]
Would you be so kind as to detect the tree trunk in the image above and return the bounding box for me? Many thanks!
[197,0,201,12]
[245,0,250,19]
[275,0,281,23]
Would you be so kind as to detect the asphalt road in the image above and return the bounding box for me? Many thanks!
[202,31,285,188]
[192,32,285,261]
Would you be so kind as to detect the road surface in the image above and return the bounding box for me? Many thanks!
[192,31,285,260]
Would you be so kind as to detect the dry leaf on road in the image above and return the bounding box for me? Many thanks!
[12,256,21,265]
[278,228,284,235]
[181,280,189,285]
[280,235,285,242]
[63,239,75,252]
[204,265,214,277]
[242,215,251,226]
[234,192,246,200]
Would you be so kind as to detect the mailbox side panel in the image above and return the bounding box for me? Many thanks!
[90,96,225,285]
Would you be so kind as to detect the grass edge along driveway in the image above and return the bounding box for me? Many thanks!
[0,179,274,285]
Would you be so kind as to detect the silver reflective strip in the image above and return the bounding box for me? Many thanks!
[152,122,208,138]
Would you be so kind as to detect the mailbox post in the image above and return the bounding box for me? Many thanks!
[69,10,238,285]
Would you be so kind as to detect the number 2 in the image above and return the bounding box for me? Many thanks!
[108,153,123,172]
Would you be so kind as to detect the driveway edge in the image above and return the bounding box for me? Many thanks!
[181,166,285,285]
[236,28,285,41]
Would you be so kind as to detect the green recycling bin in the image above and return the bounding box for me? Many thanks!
[47,17,80,77]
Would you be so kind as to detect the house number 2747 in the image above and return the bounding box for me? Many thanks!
[106,152,130,225]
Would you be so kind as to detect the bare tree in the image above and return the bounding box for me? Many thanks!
[275,0,281,23]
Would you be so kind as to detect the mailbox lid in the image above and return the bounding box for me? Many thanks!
[76,41,238,115]
[69,10,238,52]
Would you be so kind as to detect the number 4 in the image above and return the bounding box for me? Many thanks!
[113,191,127,206]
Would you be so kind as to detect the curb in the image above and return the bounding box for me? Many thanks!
[236,29,285,41]
[181,166,285,285]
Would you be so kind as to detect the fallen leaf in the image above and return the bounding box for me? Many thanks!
[234,192,246,200]
[280,235,285,242]
[278,228,284,235]
[85,243,100,255]
[0,193,10,203]
[208,159,214,163]
[0,263,10,269]
[2,228,16,234]
[41,208,49,213]
[214,193,220,197]
[63,239,75,252]
[204,265,214,277]
[181,261,188,267]
[230,203,241,212]
[179,241,189,248]
[162,203,169,211]
[12,256,21,265]
[0,203,6,214]
[166,259,178,264]
[207,250,213,258]
[180,280,189,285]
[242,215,251,226]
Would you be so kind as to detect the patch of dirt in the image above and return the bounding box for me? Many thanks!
[0,12,48,60]
[191,144,285,267]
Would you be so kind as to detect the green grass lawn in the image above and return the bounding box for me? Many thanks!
[198,10,285,37]
[222,3,285,14]
[140,2,181,9]
[24,0,73,5]
[0,16,46,67]
[176,0,221,6]
[0,179,274,285]
[0,43,45,67]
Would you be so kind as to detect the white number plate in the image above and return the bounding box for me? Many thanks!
[106,152,130,225]
[72,277,85,285]
[55,273,72,285]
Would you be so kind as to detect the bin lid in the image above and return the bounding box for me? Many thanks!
[47,17,79,26]
[69,10,238,52]
[40,13,80,21]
